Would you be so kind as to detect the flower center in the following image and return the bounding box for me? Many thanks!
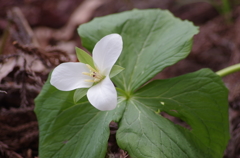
[82,64,104,83]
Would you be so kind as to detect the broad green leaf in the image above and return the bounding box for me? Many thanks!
[75,47,95,68]
[78,9,199,92]
[73,88,88,103]
[117,69,229,158]
[34,75,127,158]
[110,65,124,78]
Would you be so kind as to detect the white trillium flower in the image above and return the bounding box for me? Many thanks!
[50,34,123,111]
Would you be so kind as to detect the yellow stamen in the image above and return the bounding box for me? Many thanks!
[94,78,101,82]
[82,72,92,76]
[85,79,95,82]
[86,64,97,72]
[83,64,105,83]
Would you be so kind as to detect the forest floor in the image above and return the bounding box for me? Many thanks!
[0,0,240,157]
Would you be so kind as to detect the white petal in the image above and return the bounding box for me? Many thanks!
[93,34,123,75]
[50,62,93,91]
[87,76,117,111]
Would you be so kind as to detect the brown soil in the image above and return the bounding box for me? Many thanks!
[0,0,240,158]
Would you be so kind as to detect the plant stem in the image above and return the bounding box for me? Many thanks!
[0,22,10,55]
[216,63,240,77]
[221,0,231,14]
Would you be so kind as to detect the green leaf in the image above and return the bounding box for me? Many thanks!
[78,9,199,92]
[110,65,124,78]
[117,69,229,158]
[73,88,88,103]
[75,47,95,68]
[34,75,127,158]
